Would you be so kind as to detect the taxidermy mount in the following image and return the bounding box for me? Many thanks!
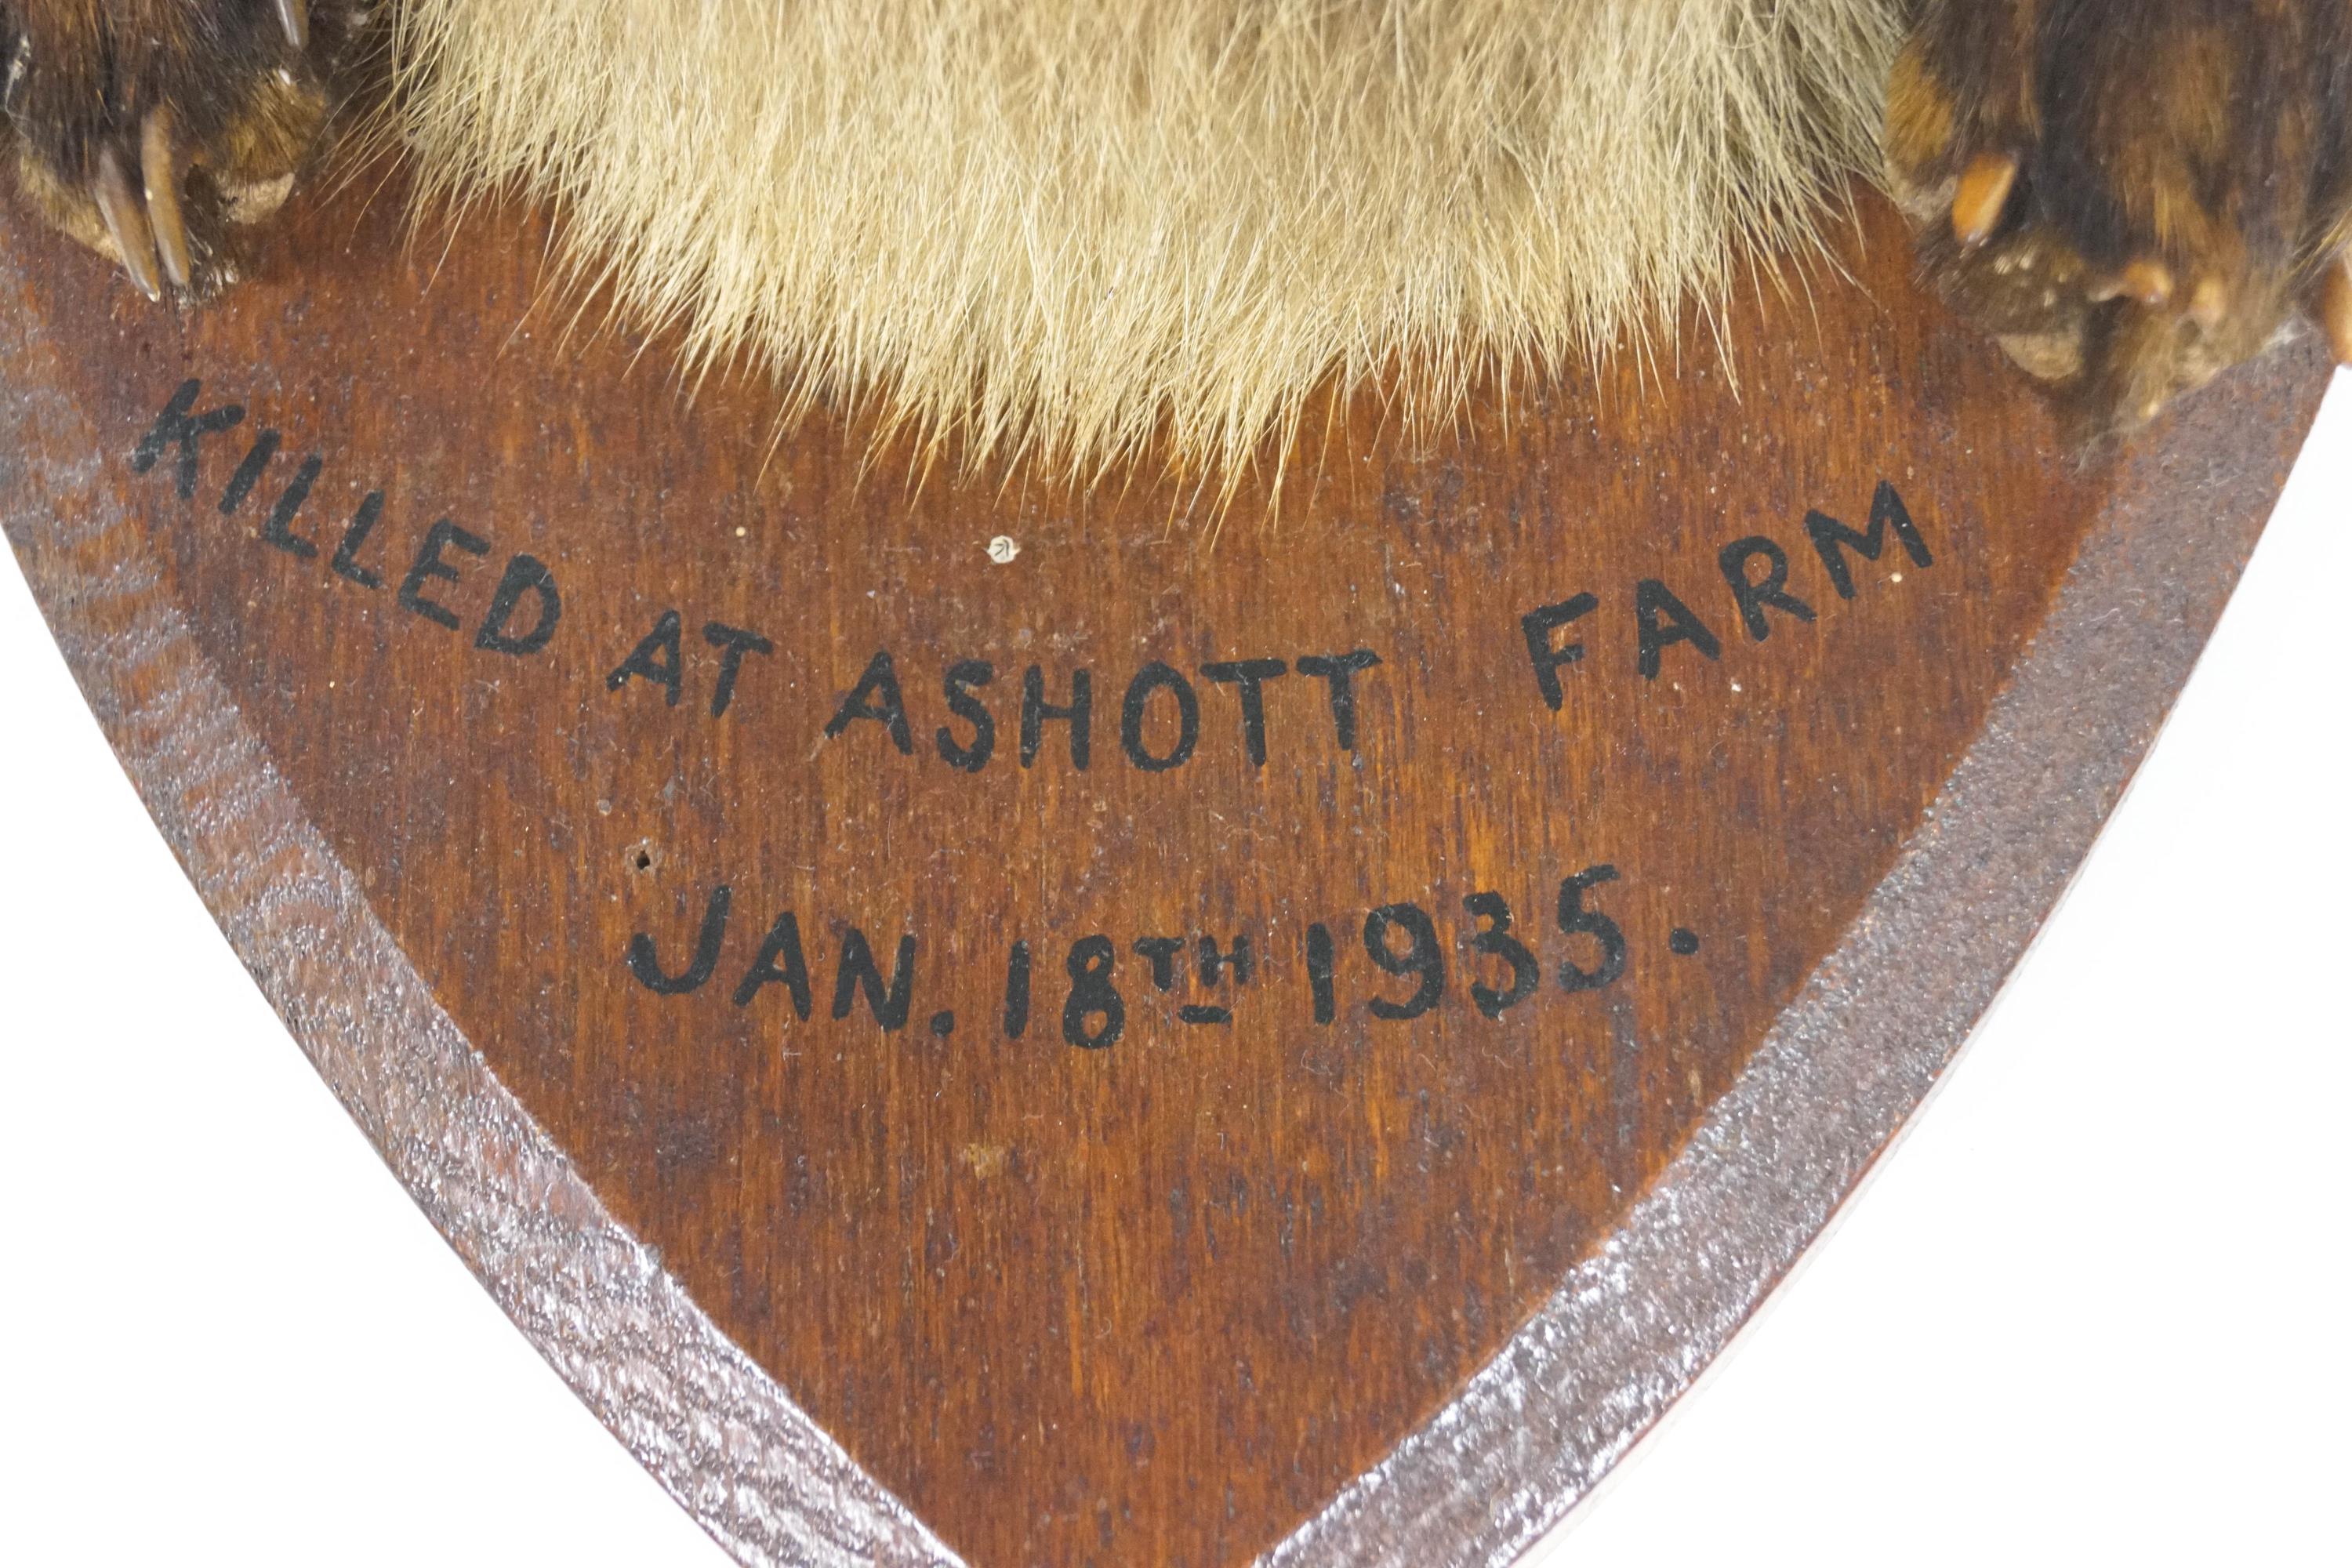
[2,2,2343,1566]
[7,0,2348,466]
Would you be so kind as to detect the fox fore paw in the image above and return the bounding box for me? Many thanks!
[2,0,365,299]
[1887,0,2352,434]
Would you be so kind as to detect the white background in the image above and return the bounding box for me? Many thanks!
[2,382,2345,1564]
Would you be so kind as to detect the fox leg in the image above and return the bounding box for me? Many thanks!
[2,0,363,297]
[1889,0,2352,433]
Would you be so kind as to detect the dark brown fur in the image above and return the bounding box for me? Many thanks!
[1889,0,2352,431]
[0,0,358,291]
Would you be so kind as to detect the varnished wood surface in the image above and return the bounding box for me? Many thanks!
[0,174,2322,1568]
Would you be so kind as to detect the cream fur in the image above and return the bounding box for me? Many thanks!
[389,0,1903,479]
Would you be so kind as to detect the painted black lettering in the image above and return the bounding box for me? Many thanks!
[219,430,281,516]
[1004,940,1033,1040]
[937,659,997,771]
[1519,596,1599,710]
[824,650,914,754]
[1307,922,1338,1025]
[1200,658,1287,767]
[1022,666,1093,770]
[476,555,563,656]
[731,909,814,1018]
[1062,935,1125,1050]
[1633,579,1722,680]
[626,884,731,996]
[260,454,323,559]
[1364,903,1445,1022]
[607,610,684,706]
[1197,935,1253,988]
[1134,936,1186,992]
[1556,866,1628,993]
[1294,650,1382,750]
[130,379,245,501]
[1120,662,1200,772]
[1719,535,1816,642]
[397,519,491,631]
[832,927,917,1031]
[702,622,775,719]
[1463,891,1538,1019]
[1806,481,1933,600]
[331,492,387,589]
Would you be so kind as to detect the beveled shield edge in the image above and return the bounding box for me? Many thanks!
[0,220,2325,1565]
[0,296,964,1568]
[1265,343,2332,1568]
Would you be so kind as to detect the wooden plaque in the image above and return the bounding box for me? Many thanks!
[0,170,2326,1567]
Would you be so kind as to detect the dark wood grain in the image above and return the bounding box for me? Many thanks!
[0,169,2320,1568]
